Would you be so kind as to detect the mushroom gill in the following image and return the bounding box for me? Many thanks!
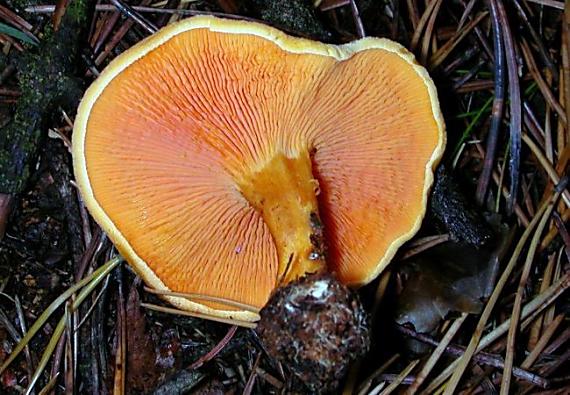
[73,16,445,321]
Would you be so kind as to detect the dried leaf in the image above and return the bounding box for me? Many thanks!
[395,226,510,333]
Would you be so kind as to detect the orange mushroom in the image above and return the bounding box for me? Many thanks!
[73,16,445,322]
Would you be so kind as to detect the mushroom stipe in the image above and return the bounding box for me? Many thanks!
[73,15,445,392]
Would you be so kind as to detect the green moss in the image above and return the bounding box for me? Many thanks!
[0,0,94,194]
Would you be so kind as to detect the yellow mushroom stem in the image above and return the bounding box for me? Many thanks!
[238,150,326,284]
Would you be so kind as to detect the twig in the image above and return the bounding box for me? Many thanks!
[563,5,570,136]
[357,354,399,395]
[422,271,570,394]
[242,354,262,395]
[525,0,564,10]
[254,367,283,389]
[430,12,488,69]
[375,360,419,395]
[513,0,557,81]
[14,297,34,387]
[410,0,441,51]
[521,40,567,126]
[109,0,157,34]
[0,5,33,31]
[113,268,126,394]
[397,324,550,388]
[528,253,556,350]
[457,0,477,31]
[188,325,238,370]
[501,188,561,394]
[64,302,74,394]
[496,0,522,214]
[552,211,570,261]
[23,258,121,395]
[477,0,505,205]
[522,133,570,208]
[0,257,123,375]
[399,234,450,260]
[143,286,260,313]
[405,314,468,394]
[522,314,565,369]
[27,4,258,19]
[452,58,486,90]
[442,193,554,395]
[421,0,442,65]
[406,0,419,29]
[349,0,365,38]
[140,303,257,328]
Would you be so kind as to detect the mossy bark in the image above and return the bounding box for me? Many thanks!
[0,0,93,195]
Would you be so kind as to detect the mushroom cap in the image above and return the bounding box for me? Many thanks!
[73,16,445,321]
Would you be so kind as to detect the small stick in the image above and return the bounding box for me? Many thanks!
[143,286,260,313]
[522,314,565,369]
[140,303,257,328]
[420,0,442,65]
[405,0,419,29]
[397,324,550,388]
[457,0,477,31]
[541,207,570,250]
[476,0,505,205]
[524,101,547,149]
[242,354,262,395]
[525,0,564,10]
[14,297,34,388]
[537,348,570,378]
[109,0,157,34]
[430,12,488,69]
[399,234,450,260]
[496,0,522,215]
[405,314,468,394]
[422,271,570,394]
[501,189,560,394]
[452,58,486,90]
[357,354,400,395]
[512,0,558,81]
[188,325,238,369]
[92,11,121,57]
[254,367,283,389]
[349,0,365,38]
[521,40,567,126]
[26,3,256,19]
[522,133,570,208]
[113,266,126,394]
[0,4,34,31]
[376,360,419,395]
[444,46,479,75]
[443,193,554,395]
[552,211,570,261]
[543,325,570,355]
[563,5,570,135]
[410,0,441,51]
[527,253,556,349]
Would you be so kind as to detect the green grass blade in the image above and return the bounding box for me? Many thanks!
[0,22,38,46]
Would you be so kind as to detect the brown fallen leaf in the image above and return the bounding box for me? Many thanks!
[396,223,511,333]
